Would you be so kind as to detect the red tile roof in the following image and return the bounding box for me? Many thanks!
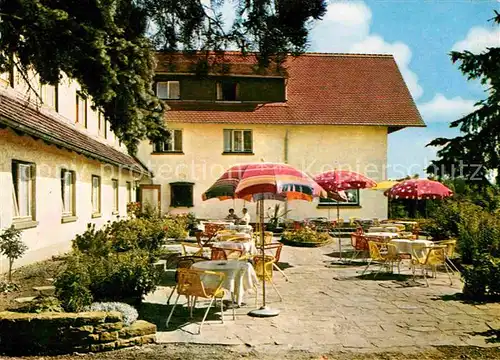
[0,91,151,175]
[161,52,425,128]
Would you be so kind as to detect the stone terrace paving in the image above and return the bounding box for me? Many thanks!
[144,238,500,353]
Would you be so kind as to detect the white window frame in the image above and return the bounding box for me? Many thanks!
[154,129,183,153]
[91,175,101,216]
[156,81,180,100]
[319,189,360,206]
[12,160,36,221]
[61,169,76,217]
[40,83,57,110]
[223,129,253,153]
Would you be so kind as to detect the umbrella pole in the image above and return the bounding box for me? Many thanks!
[337,203,342,262]
[248,198,280,318]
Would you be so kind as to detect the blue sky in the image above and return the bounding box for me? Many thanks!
[308,0,499,179]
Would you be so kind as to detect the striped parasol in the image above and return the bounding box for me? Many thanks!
[202,162,326,318]
[202,163,326,201]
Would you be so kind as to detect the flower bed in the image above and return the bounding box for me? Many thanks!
[280,228,333,247]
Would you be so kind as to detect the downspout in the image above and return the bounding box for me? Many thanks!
[284,129,289,219]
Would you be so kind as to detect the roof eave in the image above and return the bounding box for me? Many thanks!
[0,117,152,177]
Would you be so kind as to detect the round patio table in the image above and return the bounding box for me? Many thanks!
[389,239,434,258]
[191,260,258,306]
[211,239,258,256]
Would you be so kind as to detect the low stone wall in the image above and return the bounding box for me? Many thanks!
[0,311,156,355]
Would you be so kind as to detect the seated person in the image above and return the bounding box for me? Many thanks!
[238,208,251,225]
[225,208,239,222]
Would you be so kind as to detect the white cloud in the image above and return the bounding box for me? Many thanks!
[418,93,477,122]
[309,1,423,99]
[452,26,500,54]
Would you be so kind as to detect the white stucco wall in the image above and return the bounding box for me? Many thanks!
[0,128,140,269]
[136,123,389,222]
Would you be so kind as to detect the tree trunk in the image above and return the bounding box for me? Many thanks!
[8,259,13,282]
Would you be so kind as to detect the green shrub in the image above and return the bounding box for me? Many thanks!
[72,223,112,257]
[462,255,500,300]
[87,249,161,304]
[281,227,332,244]
[109,218,167,252]
[163,216,189,240]
[55,249,161,308]
[17,295,64,313]
[54,256,93,312]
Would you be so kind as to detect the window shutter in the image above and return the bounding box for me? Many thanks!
[223,130,231,152]
[174,130,183,151]
[243,130,252,152]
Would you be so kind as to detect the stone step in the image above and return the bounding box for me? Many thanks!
[14,296,36,304]
[32,285,56,295]
[153,260,167,271]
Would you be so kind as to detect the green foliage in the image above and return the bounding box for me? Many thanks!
[17,295,64,314]
[457,212,500,264]
[0,0,327,152]
[0,225,28,282]
[281,227,332,244]
[72,223,112,257]
[0,280,20,293]
[86,249,161,304]
[54,256,93,312]
[462,256,500,300]
[163,216,189,240]
[427,12,500,184]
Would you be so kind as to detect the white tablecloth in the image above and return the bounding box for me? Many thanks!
[389,239,434,258]
[365,232,400,239]
[211,240,258,256]
[191,260,258,305]
[197,222,253,234]
[228,224,253,233]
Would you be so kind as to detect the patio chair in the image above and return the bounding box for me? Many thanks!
[166,268,228,334]
[166,255,209,305]
[434,239,460,273]
[411,245,453,286]
[195,223,226,247]
[254,231,273,246]
[263,242,289,281]
[253,254,283,302]
[362,241,401,276]
[350,233,369,262]
[210,247,244,260]
[181,242,209,258]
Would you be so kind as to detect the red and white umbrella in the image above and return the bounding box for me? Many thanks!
[384,179,453,200]
[314,170,377,193]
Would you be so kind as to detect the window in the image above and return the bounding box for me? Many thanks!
[91,175,101,215]
[156,81,180,100]
[76,91,87,127]
[126,181,133,203]
[40,83,58,110]
[98,111,107,138]
[318,189,360,206]
[153,129,183,153]
[112,179,119,214]
[223,129,252,153]
[170,182,194,207]
[61,169,76,217]
[216,81,239,101]
[12,160,36,221]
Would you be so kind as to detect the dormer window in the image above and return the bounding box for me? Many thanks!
[216,81,239,101]
[157,81,180,100]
